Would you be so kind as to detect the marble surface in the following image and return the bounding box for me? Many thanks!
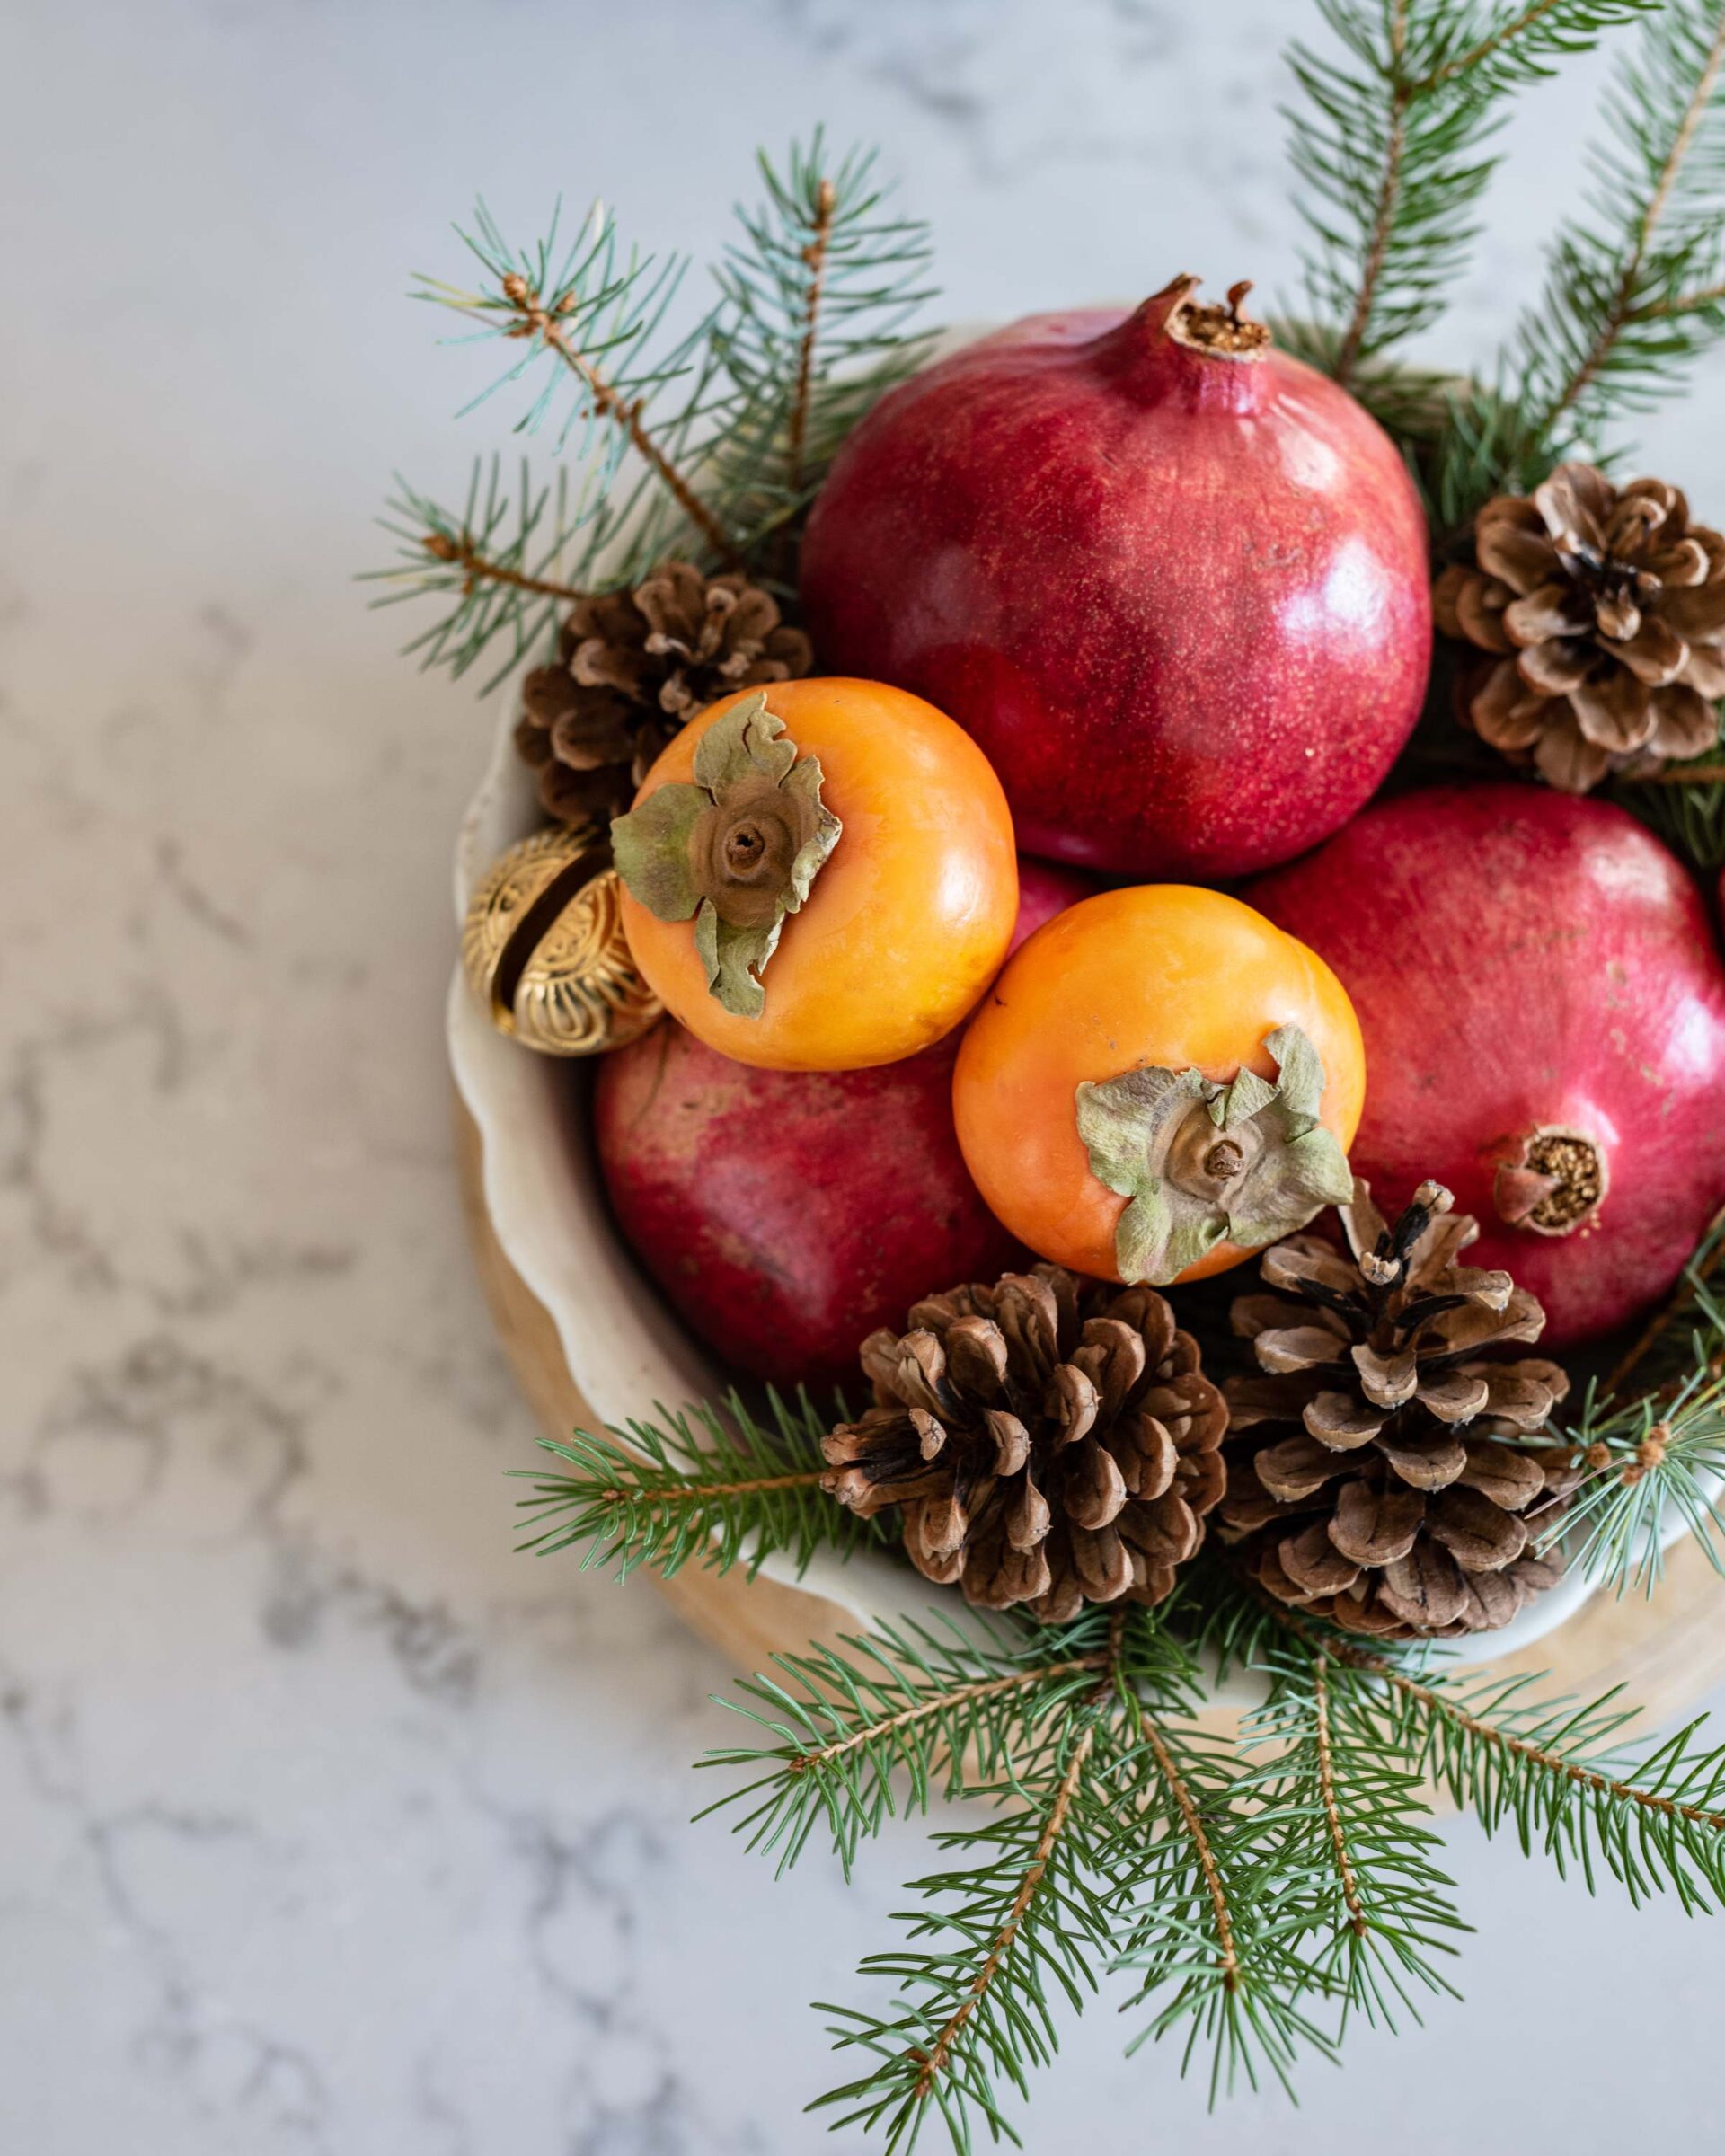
[5,2,1725,2151]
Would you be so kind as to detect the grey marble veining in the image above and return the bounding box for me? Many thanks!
[4,2,1725,2150]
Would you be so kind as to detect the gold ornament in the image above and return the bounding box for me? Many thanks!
[461,824,662,1056]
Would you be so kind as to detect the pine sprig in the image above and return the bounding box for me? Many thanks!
[1241,1590,1725,1914]
[361,458,613,691]
[1111,1716,1339,2103]
[1330,1643,1725,1910]
[510,1387,872,1582]
[1509,0,1725,458]
[419,197,737,560]
[696,1611,1139,1880]
[374,137,937,689]
[814,1709,1122,2156]
[1538,1205,1725,1595]
[1282,0,1652,422]
[1241,1639,1467,2032]
[707,133,936,562]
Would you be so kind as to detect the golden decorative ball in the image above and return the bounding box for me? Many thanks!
[461,823,662,1056]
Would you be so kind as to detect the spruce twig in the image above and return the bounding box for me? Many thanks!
[787,176,836,494]
[363,460,610,689]
[420,199,739,563]
[1529,3,1725,441]
[709,134,935,567]
[1239,1632,1465,2032]
[373,137,937,688]
[908,1720,1099,2099]
[1329,0,1412,389]
[1261,1602,1725,1910]
[1526,1207,1725,1596]
[1281,0,1653,426]
[699,1616,1121,1878]
[810,1610,1146,2153]
[1447,0,1725,508]
[510,1387,872,1582]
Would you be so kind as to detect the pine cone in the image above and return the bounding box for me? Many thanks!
[1220,1180,1579,1639]
[821,1266,1229,1622]
[1434,463,1725,793]
[515,561,814,824]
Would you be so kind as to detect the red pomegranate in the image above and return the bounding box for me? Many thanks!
[1247,784,1725,1348]
[800,276,1432,879]
[593,860,1096,1386]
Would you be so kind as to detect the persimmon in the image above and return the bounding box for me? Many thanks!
[614,677,1018,1071]
[953,885,1366,1286]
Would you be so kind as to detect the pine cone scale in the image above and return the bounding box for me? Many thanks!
[1330,1480,1423,1567]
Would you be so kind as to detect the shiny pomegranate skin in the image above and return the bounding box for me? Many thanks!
[1247,785,1725,1348]
[801,283,1432,879]
[592,860,1095,1387]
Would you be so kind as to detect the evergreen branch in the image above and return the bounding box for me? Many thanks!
[509,273,736,565]
[1329,0,1411,387]
[1552,1376,1725,1595]
[696,1613,1128,1878]
[1241,1640,1466,2033]
[1266,1609,1725,1912]
[909,1721,1097,2100]
[1112,1716,1339,2101]
[509,1386,870,1582]
[420,529,584,605]
[1530,1206,1725,1595]
[1311,1652,1366,1939]
[1283,0,1651,406]
[787,175,836,494]
[362,459,615,690]
[1632,272,1725,314]
[1141,1721,1242,1994]
[811,1636,1139,2153]
[374,138,940,694]
[1508,0,1725,456]
[708,133,936,564]
[421,199,739,563]
[1415,0,1632,89]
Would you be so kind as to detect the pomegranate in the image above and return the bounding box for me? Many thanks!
[1247,784,1725,1348]
[800,277,1432,879]
[593,860,1096,1386]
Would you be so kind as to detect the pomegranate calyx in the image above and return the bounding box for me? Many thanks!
[1075,1023,1354,1285]
[1169,277,1272,359]
[1493,1126,1608,1238]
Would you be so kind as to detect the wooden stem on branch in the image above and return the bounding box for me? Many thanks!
[501,270,740,567]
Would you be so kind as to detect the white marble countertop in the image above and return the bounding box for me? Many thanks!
[5,2,1724,2150]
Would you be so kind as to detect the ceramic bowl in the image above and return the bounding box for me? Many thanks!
[448,698,1687,1684]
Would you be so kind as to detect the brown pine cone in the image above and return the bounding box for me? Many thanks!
[821,1266,1229,1622]
[1220,1180,1579,1639]
[1434,463,1725,793]
[515,561,814,825]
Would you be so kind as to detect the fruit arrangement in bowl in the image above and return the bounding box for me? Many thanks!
[402,25,1725,2150]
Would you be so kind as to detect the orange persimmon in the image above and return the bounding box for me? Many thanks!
[954,885,1366,1286]
[616,678,1018,1071]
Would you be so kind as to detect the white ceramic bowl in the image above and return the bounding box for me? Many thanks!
[447,699,1677,1680]
[447,314,1692,1678]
